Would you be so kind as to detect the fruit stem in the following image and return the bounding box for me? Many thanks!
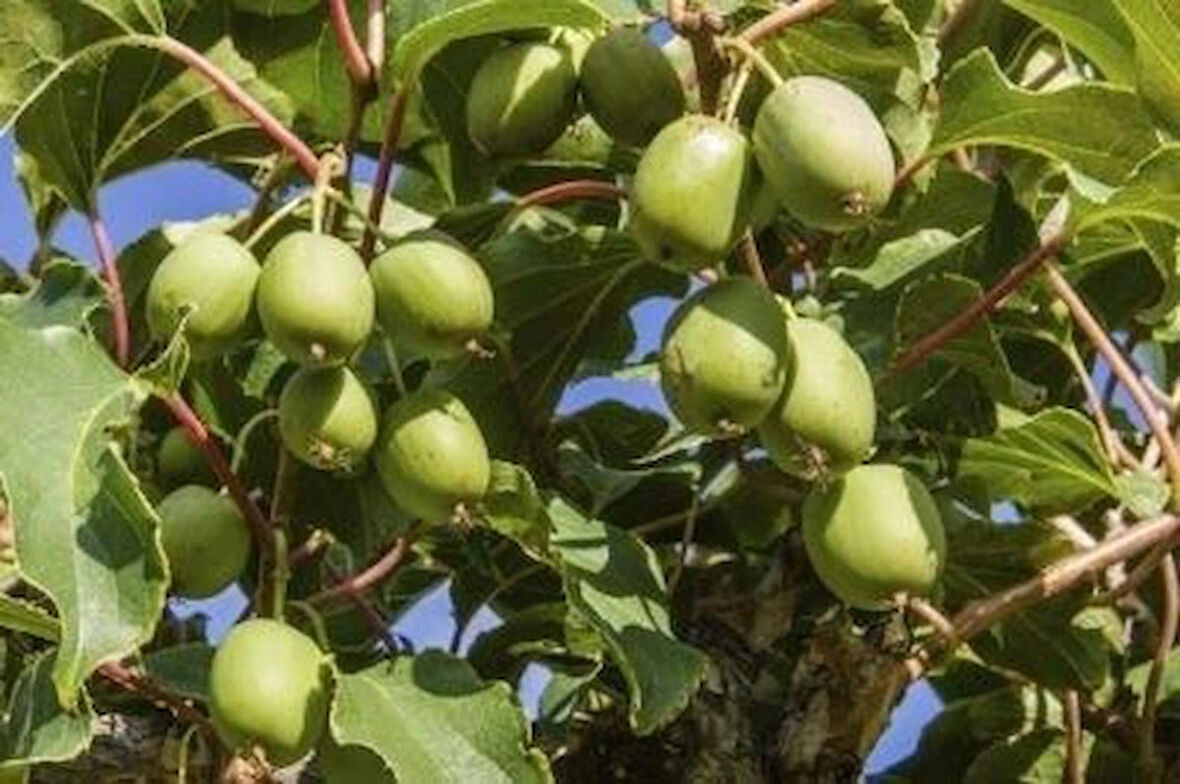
[310,151,341,236]
[721,61,753,125]
[323,187,402,245]
[381,336,408,397]
[737,231,769,287]
[86,211,130,369]
[327,0,374,88]
[362,83,413,261]
[267,527,290,619]
[244,191,314,250]
[514,180,627,211]
[718,37,784,89]
[230,410,279,474]
[307,533,416,608]
[739,0,837,45]
[130,35,320,181]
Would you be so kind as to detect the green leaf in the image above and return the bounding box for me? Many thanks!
[1002,0,1137,84]
[957,407,1117,513]
[0,596,60,642]
[834,228,980,291]
[1,0,293,210]
[548,498,706,735]
[142,643,214,703]
[0,652,94,769]
[554,400,669,466]
[1073,145,1180,233]
[0,260,104,329]
[929,49,1159,184]
[963,729,1072,783]
[1112,0,1180,135]
[0,322,166,705]
[330,650,553,784]
[1126,648,1180,719]
[482,461,551,561]
[1114,467,1170,518]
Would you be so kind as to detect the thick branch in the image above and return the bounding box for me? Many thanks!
[87,213,129,369]
[163,393,272,550]
[361,85,411,259]
[326,0,373,87]
[740,0,838,45]
[888,232,1068,377]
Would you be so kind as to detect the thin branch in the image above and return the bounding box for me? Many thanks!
[514,180,626,210]
[1063,346,1136,468]
[1096,539,1173,604]
[139,35,320,180]
[1045,262,1180,503]
[1139,554,1179,782]
[906,596,958,644]
[888,232,1069,377]
[667,492,701,595]
[740,0,838,45]
[308,535,414,607]
[1064,690,1085,784]
[366,0,386,71]
[326,0,372,86]
[163,393,272,550]
[737,231,769,287]
[97,662,215,738]
[361,84,412,259]
[87,212,129,369]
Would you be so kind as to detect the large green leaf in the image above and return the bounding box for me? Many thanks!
[548,498,707,735]
[1002,0,1137,84]
[1073,145,1180,234]
[929,49,1159,184]
[0,652,94,769]
[1,0,293,210]
[956,407,1117,513]
[963,729,1072,783]
[330,650,553,783]
[0,260,104,329]
[1112,0,1180,135]
[0,322,166,705]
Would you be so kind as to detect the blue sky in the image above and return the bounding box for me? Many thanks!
[0,132,939,774]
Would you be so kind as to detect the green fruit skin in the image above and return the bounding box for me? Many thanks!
[467,42,579,158]
[156,486,251,599]
[157,427,216,488]
[758,318,876,477]
[278,366,378,473]
[369,232,494,359]
[257,232,375,366]
[209,619,329,767]
[802,464,946,610]
[630,115,759,272]
[659,277,790,436]
[752,76,895,232]
[146,233,260,359]
[375,389,491,522]
[580,28,686,147]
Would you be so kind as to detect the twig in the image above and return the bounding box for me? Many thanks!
[163,393,272,550]
[906,596,958,645]
[138,35,320,180]
[514,180,626,210]
[1096,539,1173,604]
[740,0,838,45]
[97,661,214,738]
[722,62,753,124]
[1045,262,1180,503]
[308,535,415,607]
[888,232,1068,377]
[737,231,769,287]
[362,84,412,260]
[1064,690,1085,784]
[1139,554,1179,783]
[87,212,129,369]
[1063,345,1136,468]
[667,491,701,595]
[326,0,372,86]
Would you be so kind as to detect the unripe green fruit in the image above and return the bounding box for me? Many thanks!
[278,366,378,473]
[630,115,758,271]
[802,464,945,610]
[759,318,875,478]
[209,619,329,767]
[580,28,686,147]
[257,232,375,366]
[659,277,789,436]
[753,76,895,232]
[375,389,491,522]
[146,233,260,359]
[369,232,494,358]
[156,486,251,599]
[467,42,579,158]
[157,427,215,488]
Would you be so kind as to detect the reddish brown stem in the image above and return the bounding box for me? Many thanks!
[145,35,320,180]
[888,232,1069,377]
[87,213,130,369]
[1065,690,1084,784]
[361,85,412,260]
[98,661,214,737]
[308,535,414,606]
[516,180,626,210]
[326,0,373,87]
[740,0,838,45]
[1140,554,1179,782]
[163,393,272,550]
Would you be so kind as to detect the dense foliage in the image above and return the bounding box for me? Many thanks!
[2,0,1180,781]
